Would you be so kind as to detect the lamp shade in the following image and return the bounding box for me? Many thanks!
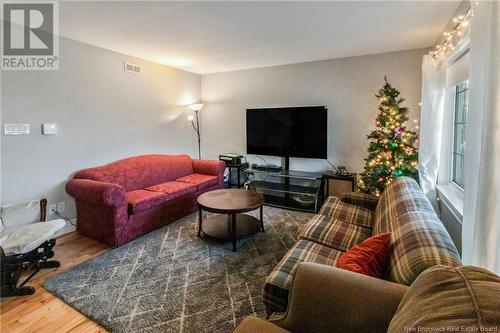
[189,103,203,111]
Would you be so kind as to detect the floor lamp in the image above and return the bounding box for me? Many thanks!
[188,103,203,159]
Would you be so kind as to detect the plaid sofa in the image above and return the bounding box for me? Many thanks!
[263,177,462,314]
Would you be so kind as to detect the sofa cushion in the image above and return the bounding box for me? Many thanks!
[336,233,391,278]
[300,214,371,251]
[319,196,373,228]
[385,212,462,285]
[149,154,194,185]
[264,239,343,313]
[145,181,197,200]
[176,173,218,191]
[0,219,65,255]
[372,177,435,234]
[340,192,379,210]
[388,265,500,332]
[74,154,194,192]
[1,199,42,227]
[126,190,169,214]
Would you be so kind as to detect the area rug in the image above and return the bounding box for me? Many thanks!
[44,207,313,333]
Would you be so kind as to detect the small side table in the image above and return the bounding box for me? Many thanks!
[224,162,249,188]
[323,171,357,197]
[197,189,264,251]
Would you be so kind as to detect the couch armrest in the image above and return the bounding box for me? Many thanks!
[192,160,225,177]
[341,192,379,210]
[66,179,126,207]
[271,263,407,333]
[233,316,290,333]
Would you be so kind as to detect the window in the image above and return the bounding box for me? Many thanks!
[452,80,469,189]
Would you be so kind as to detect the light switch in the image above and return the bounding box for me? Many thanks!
[42,123,57,135]
[4,123,30,135]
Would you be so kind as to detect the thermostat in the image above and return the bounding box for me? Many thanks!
[42,123,58,135]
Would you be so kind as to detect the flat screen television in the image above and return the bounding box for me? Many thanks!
[246,106,327,159]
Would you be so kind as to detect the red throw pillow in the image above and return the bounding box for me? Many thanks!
[336,233,391,278]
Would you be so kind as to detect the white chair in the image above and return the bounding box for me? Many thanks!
[0,199,65,297]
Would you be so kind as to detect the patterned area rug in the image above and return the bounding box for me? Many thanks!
[44,207,313,333]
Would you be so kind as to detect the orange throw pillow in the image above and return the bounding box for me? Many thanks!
[336,233,391,278]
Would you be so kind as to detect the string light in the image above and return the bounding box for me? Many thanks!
[433,7,472,63]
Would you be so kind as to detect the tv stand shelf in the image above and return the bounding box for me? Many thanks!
[245,168,323,213]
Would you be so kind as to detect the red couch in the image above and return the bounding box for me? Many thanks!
[66,154,225,247]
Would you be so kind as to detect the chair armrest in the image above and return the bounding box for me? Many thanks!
[271,263,407,333]
[233,316,290,333]
[66,179,126,207]
[341,192,379,210]
[192,160,225,177]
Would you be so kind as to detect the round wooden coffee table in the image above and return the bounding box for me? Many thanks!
[197,189,265,251]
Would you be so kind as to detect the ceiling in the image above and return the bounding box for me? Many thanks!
[59,1,459,74]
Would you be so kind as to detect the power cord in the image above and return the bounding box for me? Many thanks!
[325,159,339,173]
[51,209,76,226]
[256,155,271,166]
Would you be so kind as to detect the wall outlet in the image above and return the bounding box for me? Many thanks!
[57,201,65,213]
[49,204,57,215]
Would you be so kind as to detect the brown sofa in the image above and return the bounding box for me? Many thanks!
[234,263,500,333]
[263,177,462,314]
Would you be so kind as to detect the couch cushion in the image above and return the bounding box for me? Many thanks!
[145,181,197,200]
[0,219,65,255]
[300,214,371,251]
[1,199,42,227]
[74,154,194,192]
[319,196,373,228]
[126,190,169,214]
[386,211,462,285]
[264,239,343,313]
[176,173,218,191]
[388,265,500,332]
[149,155,194,185]
[372,177,435,234]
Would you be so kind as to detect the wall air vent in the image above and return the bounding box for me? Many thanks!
[124,62,142,75]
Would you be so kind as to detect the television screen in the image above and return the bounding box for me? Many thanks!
[246,106,327,159]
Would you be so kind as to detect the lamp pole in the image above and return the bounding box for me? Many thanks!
[188,103,203,159]
[190,110,201,159]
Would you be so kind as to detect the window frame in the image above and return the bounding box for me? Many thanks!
[451,80,468,189]
[436,44,470,222]
[436,85,466,222]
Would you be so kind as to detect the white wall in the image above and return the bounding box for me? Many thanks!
[1,36,201,219]
[1,45,425,220]
[201,49,426,172]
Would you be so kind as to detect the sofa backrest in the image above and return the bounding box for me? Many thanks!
[371,177,461,285]
[372,177,435,234]
[74,154,194,192]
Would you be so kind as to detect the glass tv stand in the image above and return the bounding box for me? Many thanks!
[245,168,323,213]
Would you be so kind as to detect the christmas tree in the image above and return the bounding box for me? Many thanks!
[357,78,419,196]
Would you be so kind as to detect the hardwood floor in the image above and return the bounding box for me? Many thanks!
[1,232,110,333]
